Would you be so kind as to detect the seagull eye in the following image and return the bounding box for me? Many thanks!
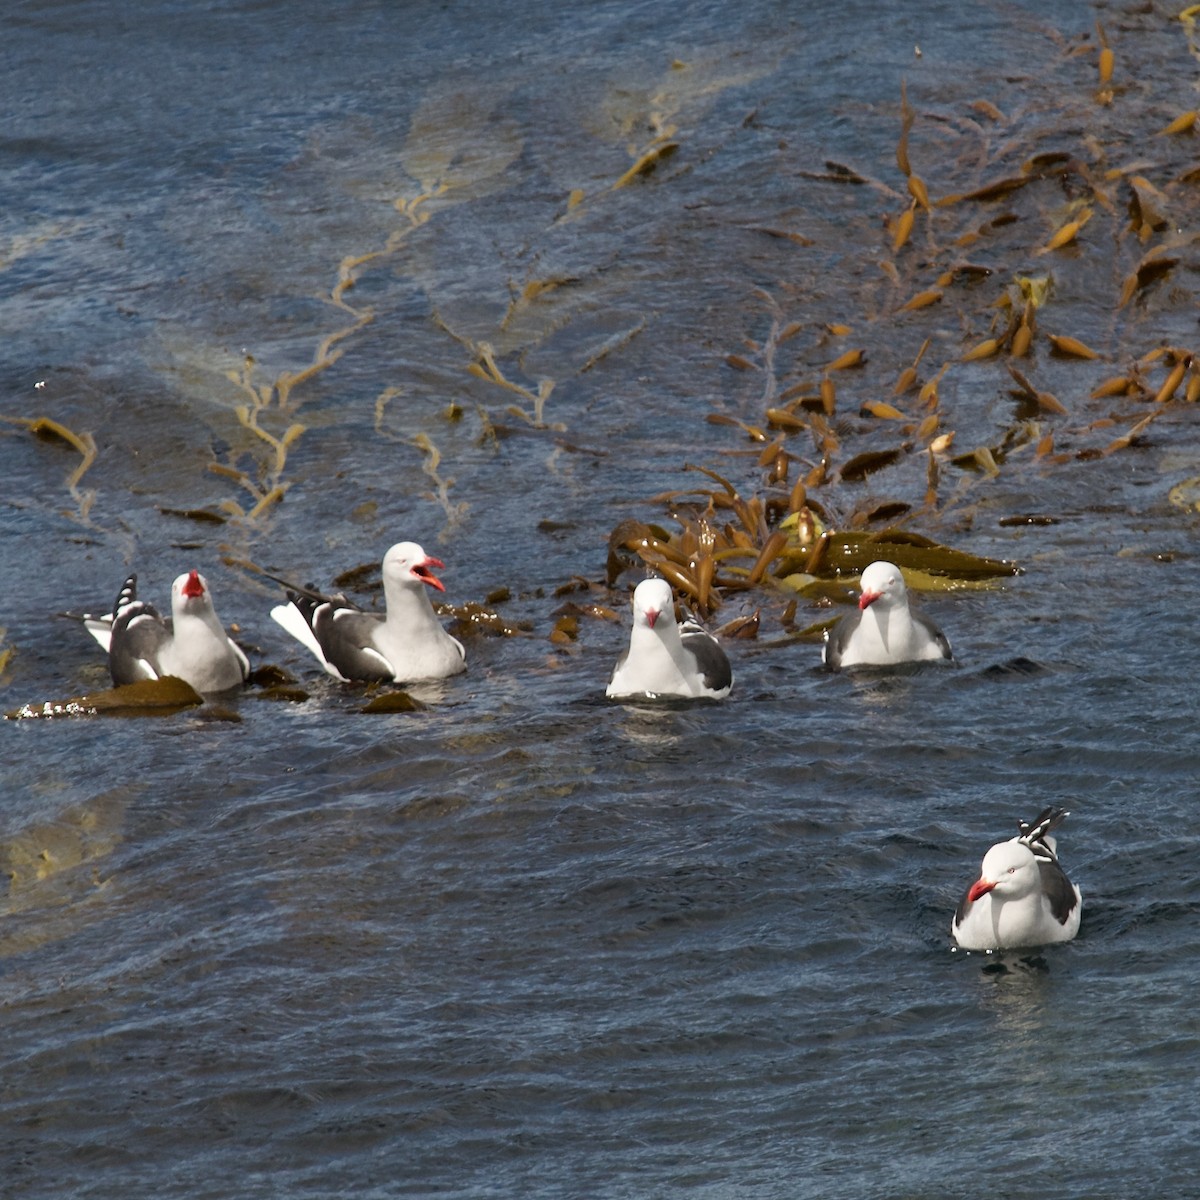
[1007,867,1016,874]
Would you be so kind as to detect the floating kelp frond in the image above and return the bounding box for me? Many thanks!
[606,452,1013,621]
[235,405,306,477]
[896,79,915,179]
[890,201,916,252]
[1118,246,1179,307]
[205,460,290,522]
[962,336,1002,362]
[613,141,680,189]
[898,289,944,313]
[826,348,867,371]
[951,445,1002,477]
[938,174,1033,206]
[839,448,906,481]
[1007,365,1068,416]
[776,530,1017,585]
[549,612,579,645]
[361,691,428,715]
[1126,176,1172,240]
[606,510,749,614]
[464,340,557,427]
[1034,206,1092,255]
[1152,352,1193,404]
[6,677,204,721]
[320,562,378,594]
[581,322,647,373]
[159,506,229,525]
[554,600,622,624]
[717,610,761,640]
[444,602,531,639]
[2,414,97,523]
[412,432,470,528]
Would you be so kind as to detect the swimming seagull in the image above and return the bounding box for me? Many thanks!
[269,541,466,684]
[84,571,250,692]
[606,577,733,700]
[951,807,1082,951]
[823,559,952,669]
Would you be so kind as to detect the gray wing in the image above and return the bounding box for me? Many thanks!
[109,603,172,684]
[680,624,732,694]
[290,592,393,682]
[1038,859,1079,926]
[823,611,862,670]
[913,611,953,660]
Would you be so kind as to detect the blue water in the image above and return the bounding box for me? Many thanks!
[3,0,1200,1196]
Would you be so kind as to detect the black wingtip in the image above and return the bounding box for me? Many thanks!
[1017,806,1070,858]
[285,590,325,623]
[113,574,139,618]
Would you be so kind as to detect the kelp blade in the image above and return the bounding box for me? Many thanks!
[775,529,1017,585]
[7,677,204,719]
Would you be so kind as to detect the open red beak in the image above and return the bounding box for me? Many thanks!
[413,556,446,592]
[182,570,206,599]
[967,878,996,903]
[858,590,881,611]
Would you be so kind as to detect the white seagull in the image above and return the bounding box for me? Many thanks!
[952,807,1082,951]
[84,571,250,692]
[606,577,732,701]
[269,541,466,684]
[823,559,952,669]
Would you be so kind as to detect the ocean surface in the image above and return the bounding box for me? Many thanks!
[2,1,1199,1196]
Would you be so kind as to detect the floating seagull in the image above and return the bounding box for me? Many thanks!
[952,807,1082,951]
[84,571,250,692]
[269,541,466,684]
[606,577,732,700]
[823,559,952,669]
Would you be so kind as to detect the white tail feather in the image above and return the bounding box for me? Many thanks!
[83,616,113,653]
[270,603,327,663]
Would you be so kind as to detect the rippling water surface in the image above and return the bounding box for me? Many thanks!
[3,1,1200,1196]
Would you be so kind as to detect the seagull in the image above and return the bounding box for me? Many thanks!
[823,559,952,669]
[269,541,466,684]
[952,807,1082,951]
[606,577,732,700]
[84,571,250,692]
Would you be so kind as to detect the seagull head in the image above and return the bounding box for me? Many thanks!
[632,577,674,630]
[385,542,446,593]
[967,840,1041,903]
[173,570,210,608]
[857,560,907,611]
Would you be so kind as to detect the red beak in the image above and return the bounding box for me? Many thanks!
[182,570,206,599]
[413,556,446,592]
[858,590,881,610]
[967,879,996,903]
[645,608,660,629]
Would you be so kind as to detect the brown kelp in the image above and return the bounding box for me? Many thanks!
[602,18,1199,637]
[1,415,97,525]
